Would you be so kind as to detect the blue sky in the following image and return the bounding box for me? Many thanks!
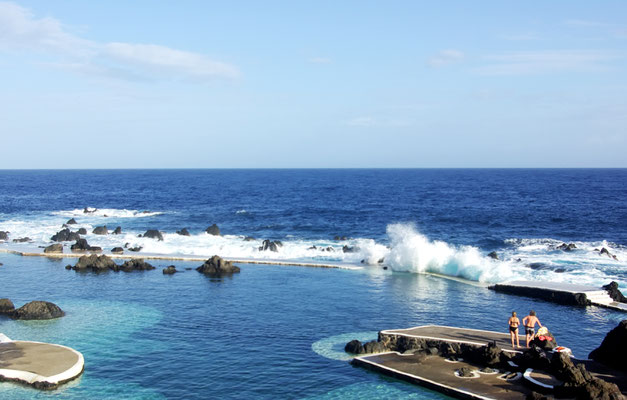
[0,1,626,168]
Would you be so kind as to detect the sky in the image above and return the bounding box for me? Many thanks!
[0,1,626,168]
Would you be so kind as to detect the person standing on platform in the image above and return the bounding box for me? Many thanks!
[522,310,542,347]
[508,311,520,348]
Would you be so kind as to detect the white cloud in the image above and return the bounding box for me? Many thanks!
[475,50,622,75]
[428,49,464,67]
[0,1,238,81]
[308,57,332,64]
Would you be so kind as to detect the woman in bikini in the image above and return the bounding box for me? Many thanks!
[508,311,520,348]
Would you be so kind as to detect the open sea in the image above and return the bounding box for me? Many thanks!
[0,169,626,399]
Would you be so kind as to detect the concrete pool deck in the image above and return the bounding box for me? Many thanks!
[0,339,84,389]
[352,325,627,400]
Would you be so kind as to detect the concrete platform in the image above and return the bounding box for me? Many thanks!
[353,325,627,400]
[490,280,627,312]
[0,340,84,389]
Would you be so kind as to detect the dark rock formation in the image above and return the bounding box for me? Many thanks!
[0,298,15,315]
[71,238,91,252]
[43,243,63,254]
[599,247,619,261]
[115,259,155,272]
[66,218,77,225]
[162,265,177,275]
[83,207,96,213]
[0,231,8,241]
[88,246,102,253]
[111,247,124,254]
[363,340,386,354]
[127,246,142,252]
[526,392,550,400]
[551,351,623,399]
[112,226,122,235]
[12,237,31,243]
[527,262,552,270]
[345,340,364,354]
[334,236,348,241]
[243,236,255,241]
[324,246,334,252]
[143,229,164,241]
[92,226,108,235]
[487,251,499,260]
[259,239,282,252]
[589,320,627,370]
[557,243,577,252]
[11,301,65,320]
[602,281,627,303]
[205,224,221,236]
[176,228,190,236]
[456,367,474,377]
[77,228,87,235]
[51,228,80,242]
[196,255,240,275]
[71,254,117,272]
[342,245,359,253]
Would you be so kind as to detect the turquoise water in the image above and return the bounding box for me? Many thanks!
[0,253,623,399]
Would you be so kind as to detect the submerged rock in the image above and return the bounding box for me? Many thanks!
[0,298,15,315]
[43,243,63,254]
[176,228,190,236]
[0,231,9,241]
[12,237,31,243]
[112,226,122,235]
[11,301,65,320]
[557,243,577,252]
[162,265,177,275]
[205,224,221,236]
[92,226,108,235]
[589,320,627,371]
[66,218,77,225]
[111,247,124,254]
[487,251,499,260]
[196,255,240,275]
[342,245,359,253]
[143,230,164,241]
[599,247,619,261]
[83,207,97,214]
[243,236,256,242]
[51,228,80,242]
[334,235,348,241]
[127,246,142,252]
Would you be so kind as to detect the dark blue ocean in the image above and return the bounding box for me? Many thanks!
[0,169,626,399]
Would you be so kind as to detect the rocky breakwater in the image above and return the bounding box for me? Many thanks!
[0,299,64,320]
[589,320,627,372]
[196,255,240,275]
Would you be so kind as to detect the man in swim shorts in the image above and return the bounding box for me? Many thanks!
[522,310,542,348]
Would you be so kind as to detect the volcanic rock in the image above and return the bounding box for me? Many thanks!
[83,207,96,214]
[162,265,177,275]
[0,298,15,315]
[259,239,282,252]
[111,247,124,254]
[557,243,577,252]
[92,226,108,235]
[77,228,87,235]
[176,228,190,236]
[51,228,80,242]
[342,245,359,253]
[112,226,122,235]
[205,224,221,236]
[487,251,499,260]
[334,236,348,241]
[128,246,142,252]
[11,301,65,320]
[243,236,255,241]
[456,367,474,377]
[196,255,240,275]
[345,340,364,354]
[12,237,31,243]
[115,259,155,272]
[71,238,91,252]
[66,218,77,225]
[71,254,117,272]
[143,229,164,241]
[602,281,627,303]
[43,243,63,254]
[588,320,627,370]
[599,247,619,261]
[0,231,8,241]
[363,340,386,354]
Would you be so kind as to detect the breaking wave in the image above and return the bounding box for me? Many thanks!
[52,208,163,218]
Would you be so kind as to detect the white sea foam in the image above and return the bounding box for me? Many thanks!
[52,208,163,218]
